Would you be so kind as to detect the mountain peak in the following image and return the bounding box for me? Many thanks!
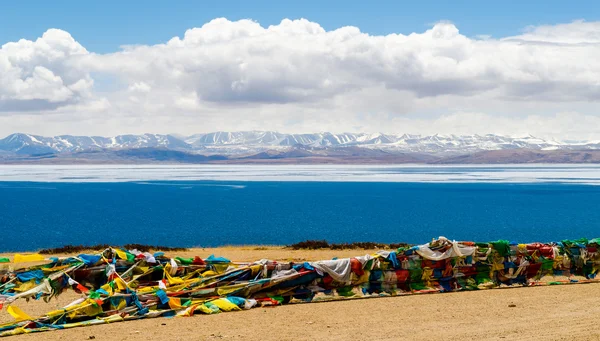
[1,131,599,156]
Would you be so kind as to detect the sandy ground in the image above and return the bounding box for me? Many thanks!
[2,246,600,341]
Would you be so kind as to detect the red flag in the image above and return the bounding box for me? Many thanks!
[76,283,90,293]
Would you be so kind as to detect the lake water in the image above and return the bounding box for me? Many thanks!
[0,165,599,251]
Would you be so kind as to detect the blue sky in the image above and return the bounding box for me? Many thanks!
[2,0,599,52]
[1,1,600,138]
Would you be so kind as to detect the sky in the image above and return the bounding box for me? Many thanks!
[1,0,600,140]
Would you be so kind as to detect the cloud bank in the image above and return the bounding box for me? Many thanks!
[1,18,599,139]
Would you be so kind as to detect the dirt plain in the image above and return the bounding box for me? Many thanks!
[1,246,599,341]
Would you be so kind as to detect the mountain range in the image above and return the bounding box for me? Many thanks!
[2,132,600,164]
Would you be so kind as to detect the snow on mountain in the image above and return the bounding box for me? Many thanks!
[186,131,287,147]
[1,131,600,156]
[0,133,191,155]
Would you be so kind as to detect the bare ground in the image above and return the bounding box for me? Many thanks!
[2,247,599,341]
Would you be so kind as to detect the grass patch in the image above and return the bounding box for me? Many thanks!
[38,244,111,254]
[287,240,412,250]
[38,244,188,255]
[122,244,188,252]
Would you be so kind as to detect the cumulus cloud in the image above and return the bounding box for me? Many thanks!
[0,29,93,109]
[0,18,600,139]
[75,18,600,104]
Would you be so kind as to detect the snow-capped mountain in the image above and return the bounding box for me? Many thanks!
[0,133,191,155]
[180,132,600,154]
[2,131,600,156]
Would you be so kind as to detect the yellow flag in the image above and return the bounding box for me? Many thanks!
[195,304,217,314]
[114,277,128,291]
[7,306,32,321]
[177,305,197,317]
[100,283,114,295]
[211,298,241,312]
[45,308,72,319]
[13,254,45,263]
[13,280,37,293]
[81,299,103,317]
[201,270,218,277]
[168,297,182,310]
[110,297,127,311]
[115,249,128,260]
[216,283,247,296]
[165,269,184,285]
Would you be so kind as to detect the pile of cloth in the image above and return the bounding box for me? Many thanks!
[1,236,599,337]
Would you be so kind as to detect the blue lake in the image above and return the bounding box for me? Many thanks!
[1,175,599,251]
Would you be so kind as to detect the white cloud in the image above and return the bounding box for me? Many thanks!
[81,18,600,104]
[128,81,151,93]
[381,112,600,141]
[0,29,92,107]
[509,20,600,44]
[174,91,201,110]
[0,19,600,139]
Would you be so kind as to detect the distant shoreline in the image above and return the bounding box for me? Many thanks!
[4,148,600,165]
